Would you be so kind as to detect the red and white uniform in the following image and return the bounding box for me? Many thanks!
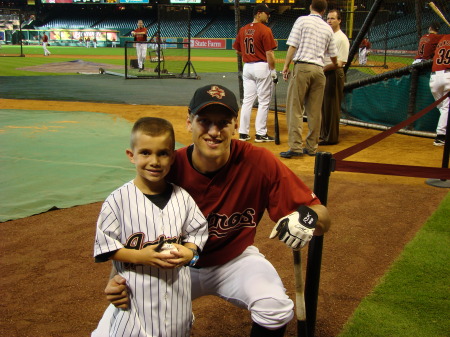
[430,34,450,136]
[358,38,371,65]
[169,140,319,329]
[234,23,277,137]
[93,140,321,332]
[413,33,442,64]
[93,181,208,337]
[42,34,50,56]
[133,26,148,69]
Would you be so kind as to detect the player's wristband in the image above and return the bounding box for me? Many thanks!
[187,248,199,267]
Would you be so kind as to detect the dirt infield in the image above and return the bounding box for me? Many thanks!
[1,99,448,337]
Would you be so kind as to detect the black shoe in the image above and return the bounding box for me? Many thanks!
[255,134,275,143]
[280,150,303,158]
[303,148,316,156]
[239,134,251,141]
[319,140,337,145]
[433,135,445,146]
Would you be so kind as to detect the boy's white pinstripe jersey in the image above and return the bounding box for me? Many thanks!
[94,181,208,337]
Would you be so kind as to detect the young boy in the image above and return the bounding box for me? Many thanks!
[93,117,208,337]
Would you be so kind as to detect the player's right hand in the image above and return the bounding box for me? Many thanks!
[105,275,129,310]
[271,69,278,80]
[282,67,290,81]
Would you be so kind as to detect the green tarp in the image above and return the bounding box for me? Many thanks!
[1,109,136,222]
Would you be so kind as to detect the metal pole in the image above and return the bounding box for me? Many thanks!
[125,41,128,79]
[305,152,334,337]
[234,0,244,102]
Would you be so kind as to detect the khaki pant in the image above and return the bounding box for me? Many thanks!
[286,63,325,153]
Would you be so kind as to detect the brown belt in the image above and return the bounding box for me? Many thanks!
[294,60,320,66]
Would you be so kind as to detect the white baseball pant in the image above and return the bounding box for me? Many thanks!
[429,70,450,135]
[190,246,294,330]
[239,62,274,137]
[135,42,148,69]
[43,42,50,56]
[359,47,367,65]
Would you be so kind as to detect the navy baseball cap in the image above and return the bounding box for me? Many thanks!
[253,4,275,16]
[189,84,239,117]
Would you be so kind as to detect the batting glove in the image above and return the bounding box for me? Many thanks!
[269,205,318,250]
[271,69,277,80]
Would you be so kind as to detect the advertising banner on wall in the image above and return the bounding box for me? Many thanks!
[183,38,226,49]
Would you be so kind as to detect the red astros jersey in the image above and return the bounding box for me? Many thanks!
[167,140,320,268]
[359,38,371,49]
[432,34,450,72]
[94,181,208,336]
[43,34,48,43]
[415,33,443,61]
[233,22,277,63]
[133,27,147,42]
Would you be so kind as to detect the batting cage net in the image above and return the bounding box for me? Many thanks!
[125,5,197,79]
[0,8,24,57]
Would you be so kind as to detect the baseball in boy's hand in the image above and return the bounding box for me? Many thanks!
[160,243,178,255]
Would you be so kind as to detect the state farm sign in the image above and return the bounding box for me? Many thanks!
[183,38,226,49]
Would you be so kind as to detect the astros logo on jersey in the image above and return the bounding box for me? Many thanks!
[207,208,257,238]
[207,86,226,99]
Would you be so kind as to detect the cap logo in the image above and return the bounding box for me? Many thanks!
[207,86,226,100]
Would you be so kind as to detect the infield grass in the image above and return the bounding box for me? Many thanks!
[338,193,450,337]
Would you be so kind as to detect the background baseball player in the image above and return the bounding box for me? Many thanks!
[429,34,450,146]
[92,117,208,336]
[42,32,50,56]
[131,19,148,72]
[413,22,442,64]
[97,84,331,336]
[358,37,371,65]
[233,4,278,143]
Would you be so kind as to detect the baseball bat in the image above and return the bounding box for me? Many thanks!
[429,2,450,28]
[273,78,280,145]
[293,249,308,337]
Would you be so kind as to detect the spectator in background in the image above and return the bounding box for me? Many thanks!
[280,0,338,158]
[131,19,148,72]
[319,9,350,145]
[413,22,441,64]
[429,34,450,146]
[233,3,278,143]
[358,37,371,65]
[42,32,51,56]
